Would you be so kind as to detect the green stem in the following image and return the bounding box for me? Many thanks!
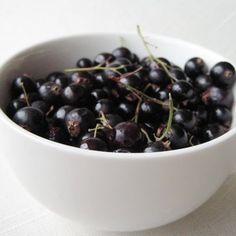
[137,25,155,60]
[158,93,174,141]
[141,128,153,143]
[20,82,30,106]
[64,65,124,75]
[137,25,177,83]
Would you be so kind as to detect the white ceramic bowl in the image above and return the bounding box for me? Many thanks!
[0,33,236,232]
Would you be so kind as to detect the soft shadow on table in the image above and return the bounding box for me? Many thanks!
[65,174,236,236]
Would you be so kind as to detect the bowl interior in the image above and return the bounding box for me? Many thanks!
[0,33,235,128]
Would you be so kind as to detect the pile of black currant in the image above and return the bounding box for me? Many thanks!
[5,30,236,153]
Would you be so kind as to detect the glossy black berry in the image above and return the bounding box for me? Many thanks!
[120,74,143,90]
[76,58,93,68]
[202,86,234,108]
[13,107,47,135]
[11,75,37,97]
[35,79,46,89]
[47,72,68,88]
[114,122,142,148]
[112,47,132,60]
[94,99,115,114]
[62,84,86,105]
[170,67,187,81]
[53,105,74,125]
[171,81,194,101]
[210,105,232,126]
[6,99,26,118]
[70,72,95,90]
[149,68,170,87]
[80,137,108,151]
[210,61,235,88]
[144,141,167,152]
[31,100,51,114]
[173,109,197,130]
[39,82,62,104]
[103,114,123,127]
[116,102,135,120]
[184,57,208,78]
[65,108,95,137]
[140,102,161,122]
[90,89,108,101]
[200,124,225,142]
[167,124,188,149]
[94,52,115,66]
[195,74,212,92]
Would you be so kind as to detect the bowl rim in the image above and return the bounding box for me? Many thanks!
[0,31,235,160]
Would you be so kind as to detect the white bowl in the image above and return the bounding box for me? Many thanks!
[0,33,235,232]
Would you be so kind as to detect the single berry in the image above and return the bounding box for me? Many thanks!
[79,137,108,151]
[94,52,115,65]
[39,82,62,104]
[167,124,188,149]
[65,108,95,137]
[11,75,37,97]
[173,109,197,130]
[6,99,27,118]
[210,105,232,126]
[76,58,93,68]
[171,81,194,101]
[31,100,51,114]
[112,47,132,60]
[210,61,235,88]
[184,57,208,78]
[94,99,115,114]
[62,84,86,105]
[195,74,212,92]
[116,102,135,120]
[149,68,170,87]
[53,105,74,125]
[13,107,47,135]
[114,122,142,148]
[47,72,68,88]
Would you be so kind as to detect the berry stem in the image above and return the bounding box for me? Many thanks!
[133,99,142,123]
[64,65,124,75]
[137,25,177,83]
[99,111,112,129]
[141,128,152,143]
[158,93,174,141]
[20,82,30,106]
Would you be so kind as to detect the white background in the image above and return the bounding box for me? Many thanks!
[1,0,236,235]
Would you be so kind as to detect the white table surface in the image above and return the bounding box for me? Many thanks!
[1,0,236,235]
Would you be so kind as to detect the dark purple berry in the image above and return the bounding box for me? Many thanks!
[114,122,142,148]
[11,75,37,97]
[195,74,212,92]
[76,58,93,68]
[95,99,115,114]
[173,109,197,130]
[184,57,208,78]
[39,82,62,104]
[13,107,47,135]
[210,61,235,88]
[167,124,188,149]
[6,99,27,118]
[65,108,95,138]
[80,137,108,151]
[171,81,194,101]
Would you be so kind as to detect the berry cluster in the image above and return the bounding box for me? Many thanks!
[5,31,235,153]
